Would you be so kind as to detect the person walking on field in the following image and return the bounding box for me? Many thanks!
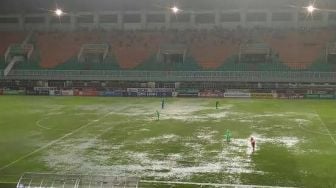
[224,129,232,142]
[161,98,165,109]
[250,137,256,152]
[156,110,160,121]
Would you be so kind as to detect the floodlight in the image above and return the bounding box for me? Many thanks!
[171,6,180,14]
[55,8,63,16]
[306,5,316,13]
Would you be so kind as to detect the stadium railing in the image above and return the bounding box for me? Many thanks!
[1,70,336,83]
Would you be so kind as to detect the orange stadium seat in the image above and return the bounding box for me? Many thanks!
[268,30,333,68]
[109,32,160,69]
[190,37,239,69]
[0,32,26,55]
[36,32,104,68]
[33,29,335,70]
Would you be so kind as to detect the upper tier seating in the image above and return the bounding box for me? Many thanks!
[22,29,336,71]
[190,32,240,69]
[266,30,333,68]
[0,32,26,55]
[109,32,161,69]
[36,32,105,68]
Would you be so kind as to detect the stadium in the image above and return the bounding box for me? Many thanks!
[0,0,336,187]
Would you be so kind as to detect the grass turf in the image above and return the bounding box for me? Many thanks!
[0,96,335,187]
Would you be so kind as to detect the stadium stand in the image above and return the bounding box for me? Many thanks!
[0,32,26,55]
[36,32,105,68]
[190,35,240,69]
[8,29,334,71]
[267,29,333,69]
[0,32,26,69]
[109,31,161,69]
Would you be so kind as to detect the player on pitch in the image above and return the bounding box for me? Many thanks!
[250,137,256,152]
[224,129,231,142]
[156,110,160,121]
[161,98,165,109]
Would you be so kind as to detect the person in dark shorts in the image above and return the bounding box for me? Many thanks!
[161,98,165,109]
[250,137,256,152]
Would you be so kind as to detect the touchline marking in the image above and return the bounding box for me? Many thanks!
[0,112,112,172]
[140,180,297,188]
[315,111,336,145]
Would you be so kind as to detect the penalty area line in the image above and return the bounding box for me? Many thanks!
[0,111,112,172]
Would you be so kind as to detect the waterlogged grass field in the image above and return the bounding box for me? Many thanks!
[0,96,336,187]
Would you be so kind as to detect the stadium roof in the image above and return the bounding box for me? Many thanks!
[0,0,335,14]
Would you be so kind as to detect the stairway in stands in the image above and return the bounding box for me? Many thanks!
[3,31,34,76]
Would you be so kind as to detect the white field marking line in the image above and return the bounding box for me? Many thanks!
[92,126,115,140]
[36,116,92,131]
[140,180,298,188]
[315,111,336,145]
[36,111,97,130]
[0,111,113,172]
[297,122,336,136]
[0,182,17,184]
[36,118,51,130]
